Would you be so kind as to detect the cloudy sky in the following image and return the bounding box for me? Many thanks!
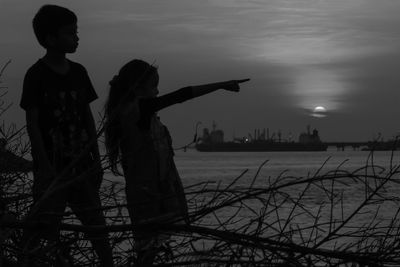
[1,0,400,144]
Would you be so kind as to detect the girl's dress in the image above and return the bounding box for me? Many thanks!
[120,87,193,227]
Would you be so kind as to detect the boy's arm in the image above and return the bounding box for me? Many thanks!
[26,108,54,176]
[84,104,103,187]
[85,105,101,162]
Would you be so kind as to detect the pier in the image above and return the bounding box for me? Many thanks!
[324,142,369,151]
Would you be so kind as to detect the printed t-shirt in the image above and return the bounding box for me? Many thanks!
[20,59,97,172]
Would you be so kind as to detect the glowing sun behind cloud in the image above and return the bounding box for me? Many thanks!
[293,68,347,118]
[314,106,326,112]
[312,106,327,118]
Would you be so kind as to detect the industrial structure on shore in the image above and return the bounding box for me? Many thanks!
[196,122,328,152]
[195,122,400,152]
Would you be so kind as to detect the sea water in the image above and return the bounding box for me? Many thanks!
[108,149,400,226]
[171,149,400,248]
[175,149,400,185]
[100,149,400,261]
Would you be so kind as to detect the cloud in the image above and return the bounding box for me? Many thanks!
[3,0,400,142]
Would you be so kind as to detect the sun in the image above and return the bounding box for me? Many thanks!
[311,106,327,118]
[313,106,326,112]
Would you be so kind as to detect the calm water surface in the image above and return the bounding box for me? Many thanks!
[105,149,400,252]
[175,149,400,186]
[109,149,400,222]
[174,149,400,232]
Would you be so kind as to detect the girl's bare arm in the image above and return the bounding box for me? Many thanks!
[191,79,249,97]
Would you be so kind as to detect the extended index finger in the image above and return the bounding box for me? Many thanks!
[236,78,250,83]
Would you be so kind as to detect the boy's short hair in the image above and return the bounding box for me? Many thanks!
[33,5,77,48]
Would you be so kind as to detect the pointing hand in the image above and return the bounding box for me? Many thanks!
[223,78,250,92]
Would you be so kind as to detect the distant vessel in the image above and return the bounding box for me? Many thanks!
[196,123,328,152]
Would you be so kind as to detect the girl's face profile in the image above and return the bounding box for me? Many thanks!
[134,72,159,98]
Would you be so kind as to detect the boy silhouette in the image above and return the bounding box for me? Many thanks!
[20,5,113,266]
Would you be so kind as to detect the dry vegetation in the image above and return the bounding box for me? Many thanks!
[1,61,400,266]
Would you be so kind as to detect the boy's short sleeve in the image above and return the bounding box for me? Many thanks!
[20,68,40,110]
[81,67,98,104]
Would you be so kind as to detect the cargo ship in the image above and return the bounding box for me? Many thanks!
[195,123,328,152]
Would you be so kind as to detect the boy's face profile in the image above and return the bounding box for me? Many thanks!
[46,23,79,53]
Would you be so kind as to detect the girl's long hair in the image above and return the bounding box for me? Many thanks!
[104,59,157,175]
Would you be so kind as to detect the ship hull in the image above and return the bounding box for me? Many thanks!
[196,142,328,152]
